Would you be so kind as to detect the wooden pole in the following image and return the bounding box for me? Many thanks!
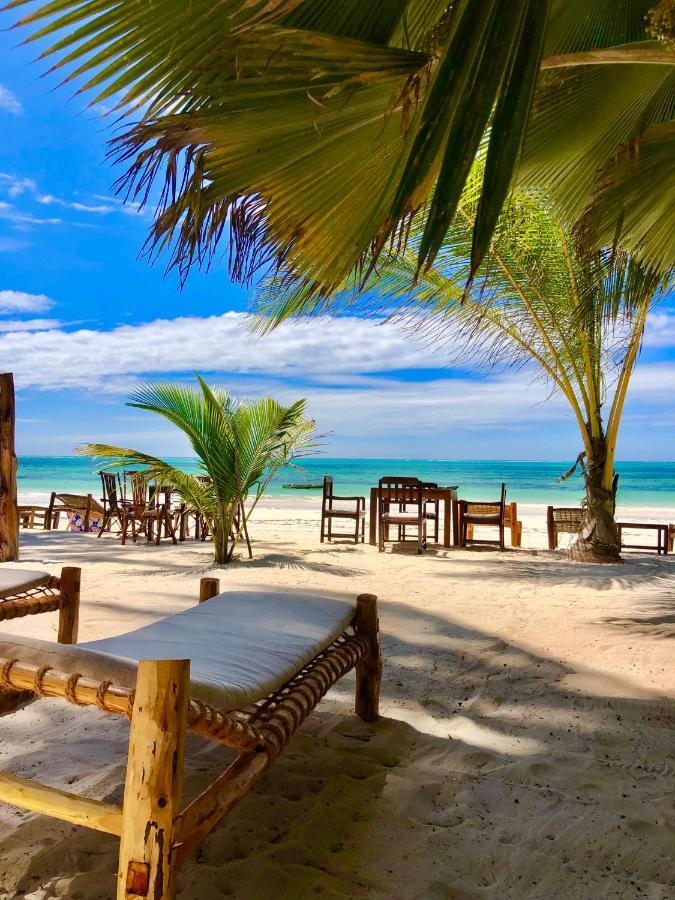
[117,659,189,900]
[57,566,81,644]
[174,750,268,865]
[199,577,220,604]
[0,771,122,835]
[354,594,381,722]
[0,373,18,561]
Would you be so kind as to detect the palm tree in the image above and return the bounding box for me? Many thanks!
[254,174,673,562]
[78,378,317,564]
[5,1,674,292]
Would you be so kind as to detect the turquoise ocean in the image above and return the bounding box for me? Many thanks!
[16,457,675,509]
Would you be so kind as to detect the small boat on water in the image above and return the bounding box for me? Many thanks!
[282,482,323,490]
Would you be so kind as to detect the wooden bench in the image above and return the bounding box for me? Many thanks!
[617,522,669,555]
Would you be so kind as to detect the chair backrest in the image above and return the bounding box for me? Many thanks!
[56,493,104,515]
[100,471,121,511]
[550,506,585,533]
[322,475,334,509]
[379,477,424,510]
[125,470,149,510]
[463,483,506,517]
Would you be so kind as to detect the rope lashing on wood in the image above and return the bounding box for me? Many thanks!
[0,631,368,757]
[253,633,368,757]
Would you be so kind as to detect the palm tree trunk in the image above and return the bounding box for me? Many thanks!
[212,514,232,565]
[570,434,621,563]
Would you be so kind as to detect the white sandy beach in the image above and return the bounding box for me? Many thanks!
[0,500,673,899]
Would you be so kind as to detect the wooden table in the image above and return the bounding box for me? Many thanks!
[368,486,459,548]
[617,522,669,555]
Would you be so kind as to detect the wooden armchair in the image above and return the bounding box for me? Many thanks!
[546,506,585,550]
[378,477,426,554]
[458,483,507,551]
[320,476,365,544]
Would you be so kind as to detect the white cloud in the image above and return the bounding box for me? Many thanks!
[0,319,60,332]
[37,194,115,214]
[0,201,63,227]
[0,173,139,222]
[0,86,22,116]
[643,310,675,349]
[1,311,672,446]
[0,291,54,314]
[0,312,452,390]
[0,174,36,198]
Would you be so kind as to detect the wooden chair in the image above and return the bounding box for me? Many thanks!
[0,580,381,899]
[466,500,521,547]
[51,492,105,532]
[546,506,585,550]
[320,475,366,544]
[458,483,507,551]
[398,482,439,543]
[378,477,426,554]
[17,503,53,529]
[99,471,130,539]
[668,524,674,553]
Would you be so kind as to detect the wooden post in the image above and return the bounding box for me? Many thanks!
[45,492,57,530]
[199,577,220,604]
[57,566,81,644]
[117,659,189,900]
[83,494,92,533]
[354,594,381,722]
[0,373,18,561]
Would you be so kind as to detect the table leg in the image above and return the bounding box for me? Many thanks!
[443,496,451,548]
[452,496,460,547]
[369,488,378,546]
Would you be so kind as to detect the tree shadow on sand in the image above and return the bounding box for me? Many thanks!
[0,598,672,899]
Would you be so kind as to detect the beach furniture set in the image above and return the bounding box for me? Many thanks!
[547,506,671,555]
[324,475,522,552]
[19,491,104,532]
[0,566,381,898]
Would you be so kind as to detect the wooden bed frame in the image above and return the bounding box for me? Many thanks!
[0,574,381,899]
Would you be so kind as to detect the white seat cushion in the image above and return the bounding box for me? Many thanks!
[0,568,51,599]
[0,591,356,711]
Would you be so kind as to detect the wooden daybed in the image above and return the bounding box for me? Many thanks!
[0,571,381,899]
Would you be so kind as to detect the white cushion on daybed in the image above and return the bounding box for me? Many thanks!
[0,568,51,599]
[0,590,357,710]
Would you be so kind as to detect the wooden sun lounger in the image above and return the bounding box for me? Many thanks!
[0,574,381,899]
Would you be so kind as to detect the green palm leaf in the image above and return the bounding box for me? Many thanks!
[77,378,317,563]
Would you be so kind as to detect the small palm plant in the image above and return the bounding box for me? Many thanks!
[256,172,673,563]
[78,377,317,564]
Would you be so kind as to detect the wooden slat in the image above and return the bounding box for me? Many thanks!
[0,771,122,835]
[174,751,269,865]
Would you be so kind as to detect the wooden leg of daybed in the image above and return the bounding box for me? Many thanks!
[199,577,220,603]
[117,659,189,900]
[354,594,381,722]
[57,566,81,644]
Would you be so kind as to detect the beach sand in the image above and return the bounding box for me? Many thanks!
[0,501,673,899]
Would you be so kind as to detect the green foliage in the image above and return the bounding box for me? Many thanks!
[5,0,672,293]
[77,377,317,563]
[255,168,673,486]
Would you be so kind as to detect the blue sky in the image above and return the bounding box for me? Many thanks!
[1,23,674,461]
